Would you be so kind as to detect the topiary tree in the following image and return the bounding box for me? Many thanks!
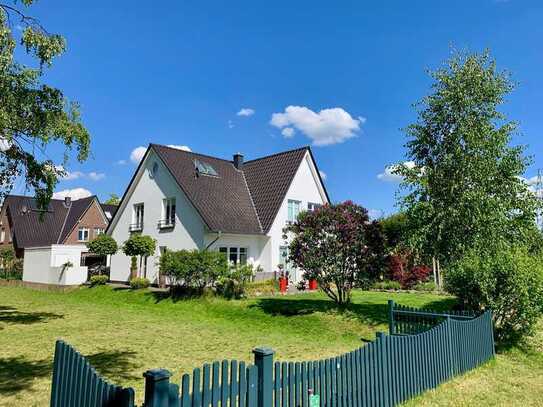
[122,234,156,279]
[86,234,118,275]
[285,201,386,305]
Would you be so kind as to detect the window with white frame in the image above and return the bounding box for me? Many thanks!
[287,199,301,223]
[219,247,247,265]
[161,198,176,227]
[132,203,144,230]
[78,227,90,242]
[307,202,321,212]
[94,228,104,237]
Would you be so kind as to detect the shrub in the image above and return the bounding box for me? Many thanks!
[413,281,437,292]
[89,275,108,286]
[446,247,543,345]
[160,249,228,292]
[372,280,401,290]
[285,201,387,305]
[389,252,431,289]
[129,277,150,289]
[216,264,254,299]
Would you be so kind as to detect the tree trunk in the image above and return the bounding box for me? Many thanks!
[139,256,143,278]
[144,256,148,279]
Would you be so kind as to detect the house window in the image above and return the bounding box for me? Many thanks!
[131,203,144,231]
[219,247,248,265]
[307,202,321,212]
[94,228,104,237]
[160,198,176,228]
[78,228,90,242]
[287,200,301,223]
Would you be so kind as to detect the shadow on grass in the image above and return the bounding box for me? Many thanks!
[0,356,51,396]
[86,349,141,381]
[0,305,63,326]
[144,287,213,304]
[250,296,458,328]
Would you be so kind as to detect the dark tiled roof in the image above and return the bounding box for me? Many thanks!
[152,145,263,234]
[100,204,118,219]
[244,147,309,232]
[2,195,109,248]
[146,144,323,235]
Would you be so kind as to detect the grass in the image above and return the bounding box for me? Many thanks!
[0,285,540,406]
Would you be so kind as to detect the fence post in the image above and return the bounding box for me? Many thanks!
[376,332,390,406]
[388,300,395,335]
[143,368,174,407]
[253,347,275,407]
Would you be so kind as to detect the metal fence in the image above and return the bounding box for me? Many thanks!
[50,301,495,407]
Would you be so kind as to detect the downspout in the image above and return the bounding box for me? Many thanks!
[204,231,222,251]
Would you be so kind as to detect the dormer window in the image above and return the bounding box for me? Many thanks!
[194,159,218,176]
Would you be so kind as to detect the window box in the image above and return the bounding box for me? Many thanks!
[158,219,175,229]
[129,223,143,232]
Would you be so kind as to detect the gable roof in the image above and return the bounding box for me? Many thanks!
[243,147,310,232]
[112,144,329,235]
[152,144,263,234]
[1,195,107,248]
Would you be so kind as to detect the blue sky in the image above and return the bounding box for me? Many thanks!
[14,0,543,217]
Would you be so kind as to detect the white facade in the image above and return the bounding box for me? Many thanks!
[108,149,328,284]
[23,245,88,285]
[109,149,206,283]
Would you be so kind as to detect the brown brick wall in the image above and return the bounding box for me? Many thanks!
[63,200,108,244]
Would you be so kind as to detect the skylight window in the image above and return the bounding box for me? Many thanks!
[194,159,218,176]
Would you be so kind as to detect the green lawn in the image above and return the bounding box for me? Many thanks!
[0,285,540,406]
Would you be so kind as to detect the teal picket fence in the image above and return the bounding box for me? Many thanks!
[50,301,495,407]
[50,340,135,407]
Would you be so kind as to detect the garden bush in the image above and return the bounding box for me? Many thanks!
[413,281,437,292]
[129,277,150,289]
[159,249,228,292]
[372,280,401,290]
[389,252,431,289]
[216,264,254,299]
[89,275,108,286]
[446,246,543,345]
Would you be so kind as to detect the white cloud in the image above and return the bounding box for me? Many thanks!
[88,172,105,181]
[377,161,416,182]
[0,137,11,152]
[237,108,255,117]
[130,146,147,164]
[167,145,192,152]
[281,127,295,138]
[368,209,384,219]
[228,120,235,129]
[116,159,127,165]
[270,106,364,146]
[53,188,92,200]
[319,170,327,180]
[63,171,84,181]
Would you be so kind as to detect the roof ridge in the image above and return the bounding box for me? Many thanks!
[240,170,263,233]
[151,144,235,164]
[244,146,310,165]
[56,203,72,244]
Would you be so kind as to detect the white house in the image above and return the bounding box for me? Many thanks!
[107,144,330,284]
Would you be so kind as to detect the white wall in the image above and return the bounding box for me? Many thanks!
[204,233,269,268]
[109,149,206,283]
[23,245,88,285]
[266,151,329,281]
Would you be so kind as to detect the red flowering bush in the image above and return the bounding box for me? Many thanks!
[388,251,431,289]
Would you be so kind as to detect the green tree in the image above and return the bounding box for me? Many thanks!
[86,235,118,275]
[380,212,409,251]
[396,50,540,266]
[0,1,90,211]
[122,234,156,279]
[0,247,14,277]
[104,194,120,205]
[285,201,386,305]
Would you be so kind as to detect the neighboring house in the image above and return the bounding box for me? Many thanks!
[0,195,117,285]
[107,144,329,284]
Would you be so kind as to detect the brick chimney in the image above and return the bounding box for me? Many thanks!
[233,153,244,170]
